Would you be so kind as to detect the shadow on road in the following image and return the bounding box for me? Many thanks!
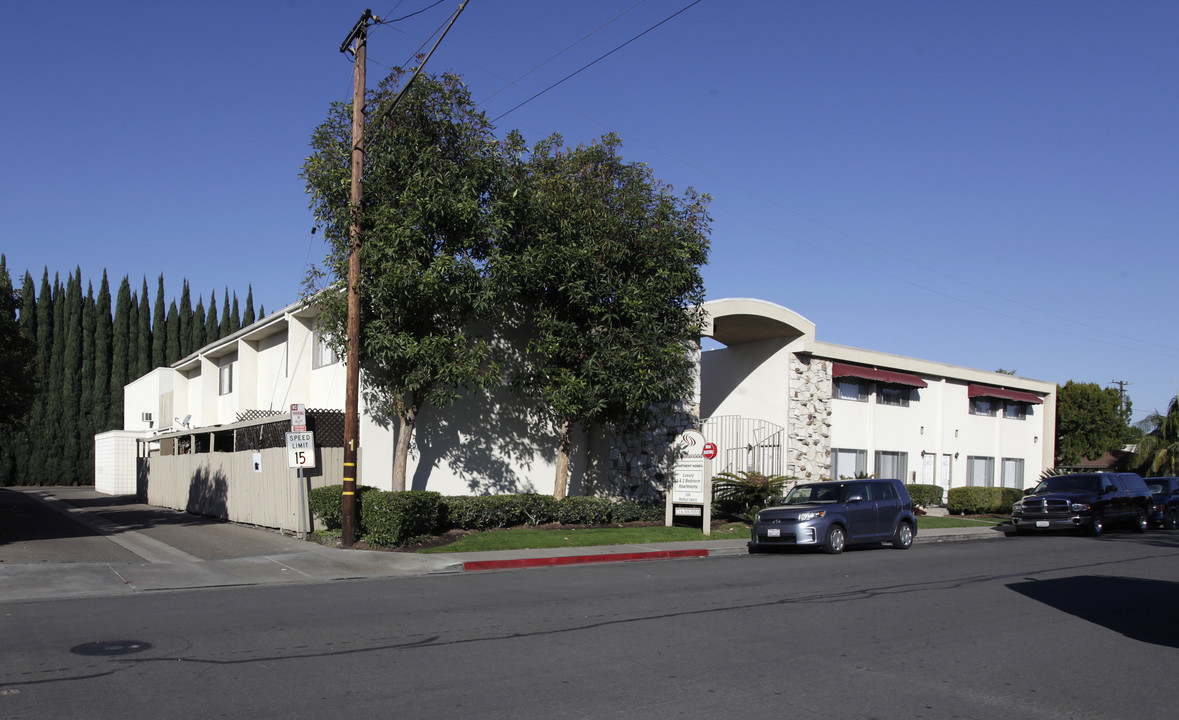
[1008,574,1179,648]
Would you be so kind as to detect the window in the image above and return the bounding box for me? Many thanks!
[877,383,911,407]
[313,330,340,369]
[218,362,233,395]
[970,397,998,416]
[875,450,908,481]
[1003,401,1026,420]
[1002,458,1025,489]
[967,456,995,487]
[834,379,867,402]
[833,448,867,479]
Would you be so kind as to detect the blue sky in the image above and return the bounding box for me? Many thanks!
[2,1,1176,423]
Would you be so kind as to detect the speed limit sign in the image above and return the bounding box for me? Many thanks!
[285,432,317,469]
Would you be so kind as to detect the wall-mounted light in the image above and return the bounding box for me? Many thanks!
[920,426,924,435]
[954,452,959,459]
[1034,436,1039,443]
[955,429,959,437]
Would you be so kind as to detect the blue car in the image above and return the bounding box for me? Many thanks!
[1146,477,1179,529]
[749,478,917,554]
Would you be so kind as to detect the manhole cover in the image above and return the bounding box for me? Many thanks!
[70,640,153,656]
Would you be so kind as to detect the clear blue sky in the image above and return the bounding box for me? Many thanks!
[2,1,1176,423]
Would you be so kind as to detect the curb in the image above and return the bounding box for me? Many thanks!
[463,548,710,572]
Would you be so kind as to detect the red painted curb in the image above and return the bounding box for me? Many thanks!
[463,548,710,572]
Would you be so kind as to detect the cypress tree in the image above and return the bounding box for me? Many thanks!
[93,273,112,439]
[243,285,256,326]
[61,270,83,482]
[0,261,38,485]
[126,286,139,387]
[27,271,55,483]
[152,275,166,369]
[230,292,241,334]
[178,280,192,358]
[10,272,39,484]
[191,296,206,351]
[109,276,132,429]
[258,304,265,319]
[137,277,152,378]
[219,288,230,338]
[44,273,66,482]
[205,292,219,344]
[165,300,180,365]
[80,281,97,484]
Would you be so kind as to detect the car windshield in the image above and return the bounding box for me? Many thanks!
[1034,475,1101,494]
[785,484,845,504]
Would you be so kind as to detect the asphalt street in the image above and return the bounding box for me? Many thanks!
[2,519,1177,719]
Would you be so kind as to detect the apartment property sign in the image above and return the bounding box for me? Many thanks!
[672,429,707,503]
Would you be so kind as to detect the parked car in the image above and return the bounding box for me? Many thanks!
[748,478,917,554]
[1145,477,1179,529]
[1010,472,1152,536]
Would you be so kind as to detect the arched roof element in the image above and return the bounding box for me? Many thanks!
[702,298,816,347]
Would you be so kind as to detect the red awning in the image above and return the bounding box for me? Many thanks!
[831,362,927,388]
[967,384,1043,405]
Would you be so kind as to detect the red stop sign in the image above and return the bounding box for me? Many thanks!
[703,443,717,459]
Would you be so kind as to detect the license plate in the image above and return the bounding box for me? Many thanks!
[767,528,781,538]
[1036,521,1049,528]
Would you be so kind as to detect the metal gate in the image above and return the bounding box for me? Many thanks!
[700,415,785,476]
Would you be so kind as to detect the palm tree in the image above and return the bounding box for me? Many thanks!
[1134,396,1179,476]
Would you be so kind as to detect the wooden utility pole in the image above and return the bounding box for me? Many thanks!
[340,9,373,548]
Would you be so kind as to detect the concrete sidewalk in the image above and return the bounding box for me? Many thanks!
[0,487,1005,603]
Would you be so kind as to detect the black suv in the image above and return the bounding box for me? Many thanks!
[1011,472,1152,536]
[1145,477,1179,529]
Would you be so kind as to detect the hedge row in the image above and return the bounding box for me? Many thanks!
[905,484,944,507]
[946,486,1023,514]
[308,486,664,547]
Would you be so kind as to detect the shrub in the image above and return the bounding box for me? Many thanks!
[998,487,1024,513]
[361,490,442,548]
[947,486,1007,514]
[440,494,560,530]
[557,496,615,525]
[610,498,664,523]
[308,484,378,531]
[712,471,793,520]
[906,483,944,507]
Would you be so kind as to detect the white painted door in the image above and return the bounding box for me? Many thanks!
[922,453,935,485]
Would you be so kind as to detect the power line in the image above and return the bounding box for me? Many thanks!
[490,0,703,123]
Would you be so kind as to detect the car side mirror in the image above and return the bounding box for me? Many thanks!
[1103,485,1117,494]
[1023,488,1034,496]
[847,493,865,503]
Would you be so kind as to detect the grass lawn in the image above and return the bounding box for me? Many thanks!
[416,515,1000,553]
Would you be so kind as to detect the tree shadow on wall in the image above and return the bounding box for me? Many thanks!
[1007,575,1179,649]
[409,383,563,495]
[186,466,230,520]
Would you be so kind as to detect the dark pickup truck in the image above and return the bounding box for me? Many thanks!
[1011,472,1152,537]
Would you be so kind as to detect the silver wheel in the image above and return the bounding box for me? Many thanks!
[822,525,846,554]
[1088,509,1104,537]
[1133,508,1147,533]
[1166,509,1179,531]
[892,521,914,549]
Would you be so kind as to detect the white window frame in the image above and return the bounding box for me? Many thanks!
[218,362,234,396]
[833,448,867,479]
[313,329,340,370]
[967,456,995,487]
[877,383,911,407]
[1002,458,1025,489]
[970,397,998,416]
[874,450,908,481]
[1003,401,1027,420]
[834,378,868,402]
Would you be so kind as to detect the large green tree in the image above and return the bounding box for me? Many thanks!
[494,132,710,498]
[1055,380,1132,465]
[1134,396,1179,476]
[0,256,37,433]
[302,70,504,492]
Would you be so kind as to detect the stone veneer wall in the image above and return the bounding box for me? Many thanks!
[788,355,833,481]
